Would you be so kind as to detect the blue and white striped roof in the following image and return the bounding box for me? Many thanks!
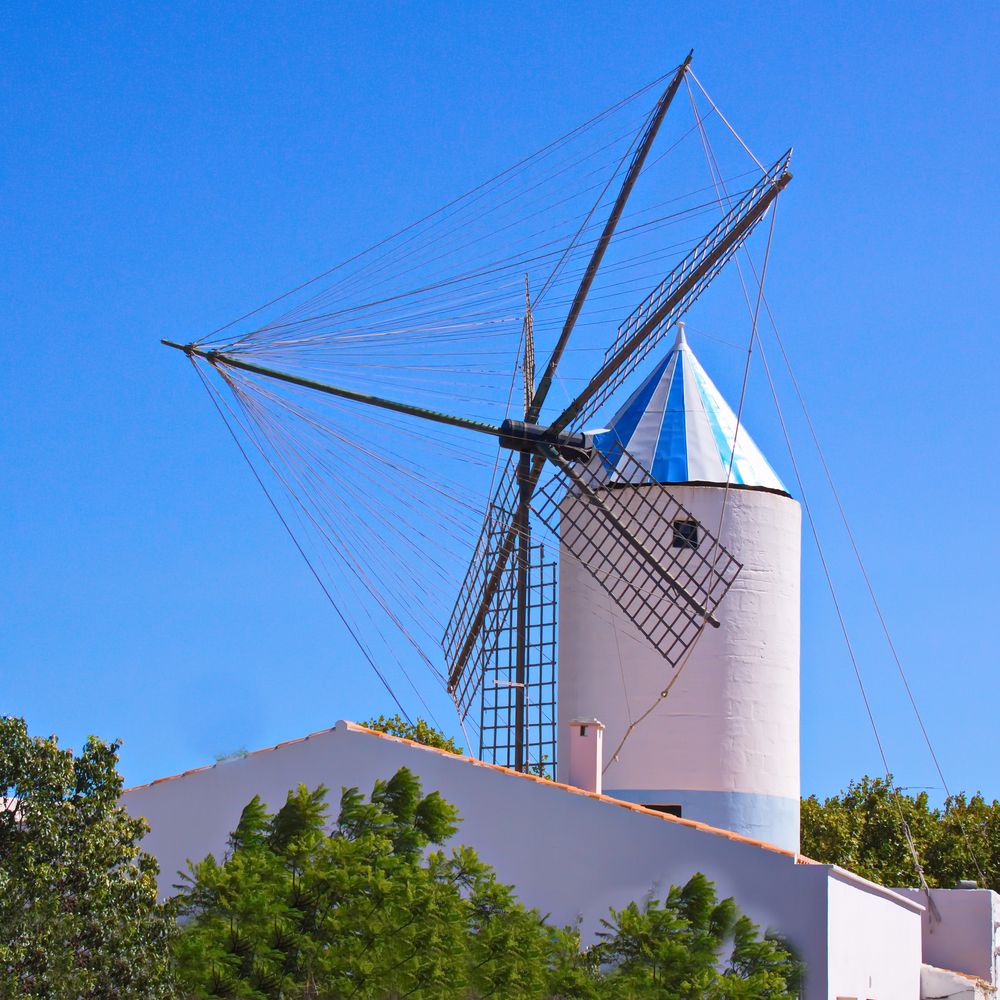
[592,324,787,492]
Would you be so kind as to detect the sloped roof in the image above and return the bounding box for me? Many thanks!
[125,720,798,858]
[592,323,787,493]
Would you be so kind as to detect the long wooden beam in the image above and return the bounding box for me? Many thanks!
[526,52,693,425]
[550,163,792,435]
[161,340,506,439]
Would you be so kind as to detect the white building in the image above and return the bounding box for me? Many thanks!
[126,720,924,999]
[125,332,1000,998]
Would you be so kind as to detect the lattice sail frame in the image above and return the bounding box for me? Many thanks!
[442,152,790,710]
[442,460,557,772]
[532,442,742,671]
[564,150,791,435]
[477,541,557,775]
[443,457,520,718]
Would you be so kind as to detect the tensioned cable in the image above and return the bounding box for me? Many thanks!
[220,373,481,637]
[213,192,733,353]
[200,69,678,343]
[211,366,454,681]
[687,77,983,887]
[682,99,933,893]
[190,357,414,722]
[687,69,766,173]
[207,132,732,377]
[277,102,657,322]
[215,373,455,720]
[603,194,779,774]
[752,316,936,896]
[764,314,986,882]
[684,75,772,560]
[604,86,782,772]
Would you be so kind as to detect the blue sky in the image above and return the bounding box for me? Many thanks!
[4,2,998,798]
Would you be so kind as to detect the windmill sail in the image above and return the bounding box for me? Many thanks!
[443,456,521,717]
[444,149,791,710]
[553,149,792,435]
[164,57,793,773]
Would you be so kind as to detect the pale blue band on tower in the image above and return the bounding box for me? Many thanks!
[605,787,800,854]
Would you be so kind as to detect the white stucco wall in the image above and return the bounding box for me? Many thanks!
[896,888,1000,986]
[123,721,921,999]
[827,869,923,1000]
[558,483,801,851]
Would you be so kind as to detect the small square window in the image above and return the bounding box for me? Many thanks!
[646,804,683,817]
[671,519,699,551]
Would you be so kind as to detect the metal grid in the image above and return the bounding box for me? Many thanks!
[561,150,792,434]
[478,541,557,777]
[533,444,741,673]
[443,458,519,717]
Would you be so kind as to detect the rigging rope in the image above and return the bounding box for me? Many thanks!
[763,310,988,885]
[602,184,779,774]
[190,357,415,723]
[182,68,777,748]
[200,70,677,343]
[686,75,982,890]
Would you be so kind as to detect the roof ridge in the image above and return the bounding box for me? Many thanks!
[125,719,799,860]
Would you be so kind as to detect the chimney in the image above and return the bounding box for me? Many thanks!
[568,718,605,794]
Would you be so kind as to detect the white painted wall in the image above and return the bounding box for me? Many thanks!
[123,722,921,999]
[827,869,923,1000]
[558,484,801,850]
[896,888,1000,986]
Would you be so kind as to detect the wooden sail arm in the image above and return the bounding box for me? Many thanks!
[161,341,509,440]
[446,451,545,691]
[525,52,693,425]
[548,155,792,436]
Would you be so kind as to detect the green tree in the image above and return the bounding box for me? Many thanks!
[0,716,174,1000]
[590,874,801,998]
[801,775,1000,891]
[361,714,464,755]
[173,767,549,998]
[174,770,800,999]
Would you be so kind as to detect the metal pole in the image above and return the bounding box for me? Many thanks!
[549,165,791,435]
[513,449,530,771]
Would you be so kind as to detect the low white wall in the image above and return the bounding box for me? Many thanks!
[827,869,923,1000]
[896,888,1000,985]
[921,964,994,1000]
[123,722,917,999]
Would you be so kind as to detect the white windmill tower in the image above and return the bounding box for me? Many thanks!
[558,322,801,852]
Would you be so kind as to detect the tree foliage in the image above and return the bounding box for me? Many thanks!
[0,716,174,1000]
[586,874,800,999]
[801,775,1000,891]
[174,769,800,999]
[361,714,464,755]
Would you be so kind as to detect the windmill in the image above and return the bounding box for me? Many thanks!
[163,53,792,779]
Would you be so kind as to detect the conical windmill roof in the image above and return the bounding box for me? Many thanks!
[592,324,787,493]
